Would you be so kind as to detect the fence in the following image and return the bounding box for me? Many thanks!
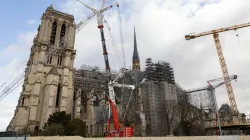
[29,136,250,140]
[0,137,30,140]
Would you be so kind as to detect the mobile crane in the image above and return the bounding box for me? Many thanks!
[104,69,135,137]
[76,0,135,137]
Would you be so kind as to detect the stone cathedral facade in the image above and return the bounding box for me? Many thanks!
[7,5,76,133]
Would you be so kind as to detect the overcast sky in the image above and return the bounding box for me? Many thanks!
[1,0,250,131]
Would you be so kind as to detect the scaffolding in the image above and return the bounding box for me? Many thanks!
[141,58,177,136]
[188,90,216,112]
[73,65,118,120]
[145,58,175,84]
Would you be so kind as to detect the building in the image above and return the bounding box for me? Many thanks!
[247,115,250,124]
[73,65,117,137]
[140,58,177,136]
[7,5,76,133]
[218,104,233,126]
[72,27,145,137]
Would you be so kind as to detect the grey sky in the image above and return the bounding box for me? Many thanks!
[1,0,250,130]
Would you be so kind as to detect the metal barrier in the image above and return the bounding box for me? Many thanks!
[30,136,250,140]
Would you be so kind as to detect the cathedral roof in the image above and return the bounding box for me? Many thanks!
[118,70,145,85]
[48,67,59,76]
[219,104,232,113]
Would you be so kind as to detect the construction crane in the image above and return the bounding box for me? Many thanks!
[76,0,134,137]
[185,22,250,116]
[104,69,135,137]
[185,75,237,93]
[76,0,119,82]
[185,74,237,136]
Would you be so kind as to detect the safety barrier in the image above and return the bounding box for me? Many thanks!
[29,136,250,140]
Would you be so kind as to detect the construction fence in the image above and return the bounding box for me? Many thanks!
[27,136,250,140]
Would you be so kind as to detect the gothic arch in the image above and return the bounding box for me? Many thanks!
[56,83,61,107]
[34,126,39,135]
[60,23,66,47]
[47,55,52,64]
[57,54,63,66]
[50,21,57,45]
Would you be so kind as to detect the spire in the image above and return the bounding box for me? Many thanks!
[133,27,139,61]
[132,27,141,71]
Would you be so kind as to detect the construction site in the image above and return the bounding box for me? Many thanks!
[1,0,250,139]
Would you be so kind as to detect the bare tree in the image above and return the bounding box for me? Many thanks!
[175,100,205,136]
[159,100,179,135]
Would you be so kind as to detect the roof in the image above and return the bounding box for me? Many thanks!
[117,70,145,86]
[219,104,232,113]
[46,4,74,19]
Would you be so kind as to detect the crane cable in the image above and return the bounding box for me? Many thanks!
[104,19,123,69]
[234,29,241,45]
[0,2,76,103]
[117,5,126,68]
[104,19,126,104]
[0,60,25,90]
[0,73,24,102]
[122,89,134,122]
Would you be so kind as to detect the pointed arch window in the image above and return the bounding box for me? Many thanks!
[57,54,63,66]
[56,83,61,107]
[50,21,57,45]
[47,56,52,64]
[60,24,66,47]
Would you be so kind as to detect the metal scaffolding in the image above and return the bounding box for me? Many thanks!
[141,58,177,136]
[145,58,175,84]
[73,65,118,120]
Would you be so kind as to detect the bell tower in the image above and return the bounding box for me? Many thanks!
[7,5,76,133]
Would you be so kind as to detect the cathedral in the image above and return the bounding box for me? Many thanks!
[7,4,178,137]
[6,5,143,134]
[7,5,76,132]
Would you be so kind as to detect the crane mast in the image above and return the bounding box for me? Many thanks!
[76,0,119,82]
[185,22,250,116]
[77,0,132,136]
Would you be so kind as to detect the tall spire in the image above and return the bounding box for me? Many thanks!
[132,27,141,71]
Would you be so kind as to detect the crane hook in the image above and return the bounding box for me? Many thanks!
[234,29,240,44]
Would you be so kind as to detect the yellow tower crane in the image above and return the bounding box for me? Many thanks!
[185,22,250,121]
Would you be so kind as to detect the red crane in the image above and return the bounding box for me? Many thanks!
[76,0,134,137]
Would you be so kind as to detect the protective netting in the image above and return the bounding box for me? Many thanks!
[188,90,216,112]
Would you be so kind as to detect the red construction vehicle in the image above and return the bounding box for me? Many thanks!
[76,0,134,137]
[104,69,135,137]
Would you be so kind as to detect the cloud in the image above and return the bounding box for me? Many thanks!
[0,31,36,131]
[27,20,37,25]
[59,0,250,115]
[2,0,250,131]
